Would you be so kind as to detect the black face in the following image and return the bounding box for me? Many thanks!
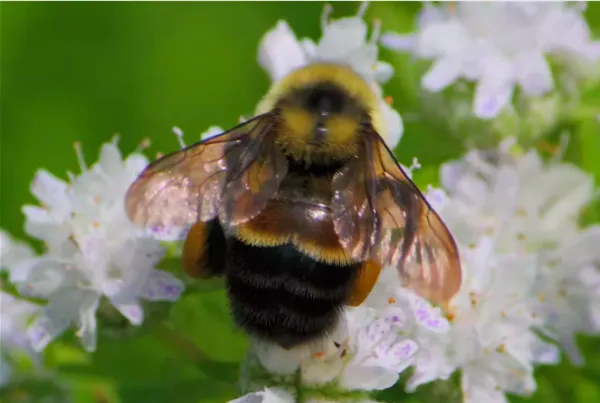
[304,83,347,116]
[279,81,367,143]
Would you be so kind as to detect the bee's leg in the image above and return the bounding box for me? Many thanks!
[182,219,227,279]
[346,259,382,307]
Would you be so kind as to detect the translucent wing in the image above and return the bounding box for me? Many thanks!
[331,131,461,304]
[125,113,288,233]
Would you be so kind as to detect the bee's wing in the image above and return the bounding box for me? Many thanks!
[331,131,462,304]
[125,113,288,233]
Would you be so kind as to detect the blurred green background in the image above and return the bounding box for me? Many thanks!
[2,2,600,403]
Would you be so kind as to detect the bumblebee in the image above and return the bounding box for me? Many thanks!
[125,63,462,348]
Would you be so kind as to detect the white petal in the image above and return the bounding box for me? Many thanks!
[559,335,584,365]
[0,231,36,283]
[425,186,450,211]
[27,289,93,351]
[102,237,166,300]
[531,338,560,365]
[148,225,189,241]
[514,52,553,96]
[339,366,399,391]
[489,166,520,218]
[30,169,70,209]
[461,372,510,403]
[77,294,100,352]
[317,17,368,60]
[418,2,447,28]
[299,38,317,59]
[559,226,600,267]
[22,205,70,246]
[19,259,78,298]
[379,100,404,150]
[141,269,185,302]
[114,302,144,326]
[380,33,417,52]
[96,143,124,178]
[0,231,35,265]
[417,21,470,58]
[228,388,295,403]
[542,7,599,62]
[201,126,225,140]
[406,347,453,392]
[337,44,380,83]
[473,55,516,118]
[439,161,468,193]
[301,356,343,386]
[473,74,515,119]
[421,56,463,92]
[27,316,70,352]
[540,166,594,227]
[124,154,150,177]
[408,294,450,333]
[8,258,39,284]
[258,21,307,82]
[252,339,302,375]
[374,62,394,84]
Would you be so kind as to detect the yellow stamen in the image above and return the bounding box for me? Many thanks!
[312,351,325,360]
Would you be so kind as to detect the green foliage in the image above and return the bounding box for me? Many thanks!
[1,2,600,402]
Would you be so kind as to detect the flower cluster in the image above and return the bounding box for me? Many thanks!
[1,2,599,403]
[360,140,599,403]
[231,291,449,403]
[231,3,600,402]
[0,138,184,355]
[382,2,600,119]
[258,2,403,150]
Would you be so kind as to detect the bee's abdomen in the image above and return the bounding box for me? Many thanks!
[225,238,361,348]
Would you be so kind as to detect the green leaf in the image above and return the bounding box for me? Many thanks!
[168,291,248,363]
[0,373,72,403]
[578,115,600,223]
[115,378,236,403]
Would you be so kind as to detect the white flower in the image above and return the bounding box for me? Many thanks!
[22,169,73,250]
[257,3,403,150]
[248,304,418,398]
[434,141,600,365]
[437,141,594,254]
[446,239,558,402]
[530,227,600,364]
[0,230,35,283]
[382,2,600,118]
[364,274,454,391]
[259,3,392,86]
[6,138,184,352]
[0,292,41,385]
[229,387,294,403]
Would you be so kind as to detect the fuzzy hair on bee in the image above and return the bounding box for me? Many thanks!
[125,63,462,349]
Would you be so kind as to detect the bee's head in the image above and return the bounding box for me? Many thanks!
[258,63,382,163]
